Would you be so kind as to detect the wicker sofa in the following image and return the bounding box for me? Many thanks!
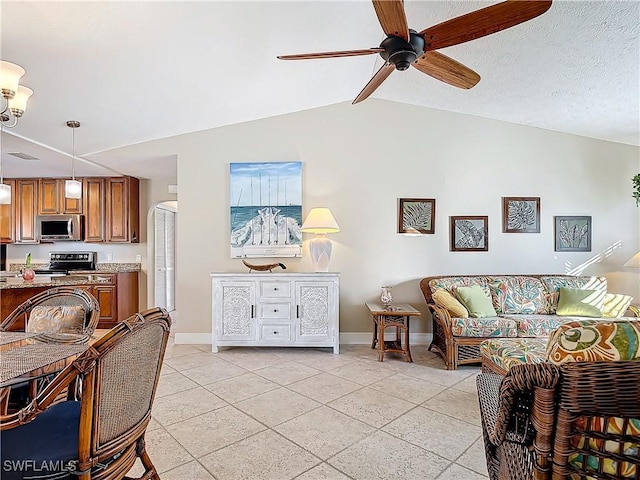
[419,274,638,370]
[476,319,640,480]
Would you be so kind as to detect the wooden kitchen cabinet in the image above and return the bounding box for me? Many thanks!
[15,179,38,243]
[106,176,139,243]
[0,179,15,243]
[92,271,139,329]
[38,178,82,214]
[83,178,105,242]
[92,283,118,327]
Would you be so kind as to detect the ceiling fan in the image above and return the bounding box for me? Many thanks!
[277,0,552,104]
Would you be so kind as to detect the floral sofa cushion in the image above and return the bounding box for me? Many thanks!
[499,314,571,337]
[450,317,518,338]
[541,276,608,314]
[546,319,640,365]
[488,276,548,314]
[428,276,491,300]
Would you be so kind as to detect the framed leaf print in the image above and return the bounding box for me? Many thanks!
[554,216,591,252]
[398,198,435,234]
[450,216,488,251]
[502,197,540,233]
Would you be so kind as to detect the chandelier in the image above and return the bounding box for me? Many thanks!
[0,60,33,128]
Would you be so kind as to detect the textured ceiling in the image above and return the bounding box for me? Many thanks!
[1,1,638,179]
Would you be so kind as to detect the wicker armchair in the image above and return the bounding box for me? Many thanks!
[477,361,640,480]
[0,307,171,480]
[0,286,100,344]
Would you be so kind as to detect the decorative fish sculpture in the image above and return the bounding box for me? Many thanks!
[242,260,287,272]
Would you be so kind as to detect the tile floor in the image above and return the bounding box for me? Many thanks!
[128,340,487,480]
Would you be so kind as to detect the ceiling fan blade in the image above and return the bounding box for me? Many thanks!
[412,52,480,89]
[420,0,552,51]
[352,63,395,105]
[372,0,410,41]
[277,48,384,60]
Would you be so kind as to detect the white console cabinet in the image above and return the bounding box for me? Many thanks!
[211,272,339,353]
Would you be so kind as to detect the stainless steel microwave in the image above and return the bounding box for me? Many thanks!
[36,214,85,241]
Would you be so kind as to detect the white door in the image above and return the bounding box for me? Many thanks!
[154,206,176,311]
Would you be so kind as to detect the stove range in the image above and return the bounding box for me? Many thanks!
[38,251,98,275]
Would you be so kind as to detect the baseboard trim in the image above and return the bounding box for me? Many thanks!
[174,332,433,346]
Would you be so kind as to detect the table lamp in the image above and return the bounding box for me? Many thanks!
[301,208,340,272]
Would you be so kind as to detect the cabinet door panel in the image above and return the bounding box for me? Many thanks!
[15,179,38,243]
[38,179,61,214]
[216,282,256,341]
[296,282,332,342]
[93,285,117,328]
[83,178,105,242]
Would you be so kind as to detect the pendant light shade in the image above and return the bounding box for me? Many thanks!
[65,120,82,200]
[0,182,10,205]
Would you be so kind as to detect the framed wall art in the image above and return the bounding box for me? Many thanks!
[450,216,488,252]
[229,161,303,258]
[554,216,591,252]
[502,197,540,233]
[398,198,436,234]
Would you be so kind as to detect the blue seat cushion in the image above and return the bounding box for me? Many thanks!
[1,401,79,480]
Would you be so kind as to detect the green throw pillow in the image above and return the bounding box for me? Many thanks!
[556,288,605,317]
[454,285,497,318]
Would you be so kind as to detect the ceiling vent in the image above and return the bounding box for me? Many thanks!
[7,152,39,160]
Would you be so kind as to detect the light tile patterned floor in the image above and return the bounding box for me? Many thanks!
[129,342,488,480]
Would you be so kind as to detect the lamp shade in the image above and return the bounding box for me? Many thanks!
[0,182,11,204]
[65,179,82,199]
[0,61,25,96]
[8,85,33,114]
[301,208,340,234]
[623,251,640,268]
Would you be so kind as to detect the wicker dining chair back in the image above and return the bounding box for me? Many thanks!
[0,287,100,343]
[0,307,171,480]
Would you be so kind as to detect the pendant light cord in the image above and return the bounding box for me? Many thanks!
[71,124,75,180]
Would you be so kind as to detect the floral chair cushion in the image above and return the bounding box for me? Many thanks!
[450,317,518,338]
[568,416,640,478]
[499,314,570,337]
[27,305,86,335]
[546,319,640,365]
[480,337,548,372]
[541,276,608,313]
[488,276,548,314]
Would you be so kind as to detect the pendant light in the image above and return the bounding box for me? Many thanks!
[64,120,82,199]
[0,121,10,204]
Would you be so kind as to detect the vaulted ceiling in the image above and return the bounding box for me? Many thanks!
[1,1,638,179]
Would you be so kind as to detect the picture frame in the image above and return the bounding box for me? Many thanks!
[398,198,436,234]
[450,216,488,251]
[554,216,592,252]
[502,196,540,233]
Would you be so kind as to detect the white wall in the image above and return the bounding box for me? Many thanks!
[96,100,640,337]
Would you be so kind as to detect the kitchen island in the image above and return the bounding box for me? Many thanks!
[1,265,140,329]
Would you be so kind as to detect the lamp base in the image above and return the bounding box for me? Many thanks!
[309,234,332,272]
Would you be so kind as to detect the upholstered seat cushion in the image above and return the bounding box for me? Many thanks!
[480,337,548,372]
[0,401,79,480]
[450,317,518,338]
[499,314,570,337]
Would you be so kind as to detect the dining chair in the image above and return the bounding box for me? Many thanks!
[0,307,171,480]
[0,286,100,344]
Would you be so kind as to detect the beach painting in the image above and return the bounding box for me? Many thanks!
[230,162,303,258]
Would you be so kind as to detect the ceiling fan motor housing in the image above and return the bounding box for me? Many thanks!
[380,30,425,71]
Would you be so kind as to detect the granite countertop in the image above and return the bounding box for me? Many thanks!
[9,262,141,274]
[0,274,114,290]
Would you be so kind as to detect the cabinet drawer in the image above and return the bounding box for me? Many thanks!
[260,281,291,298]
[259,324,292,342]
[260,302,291,319]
